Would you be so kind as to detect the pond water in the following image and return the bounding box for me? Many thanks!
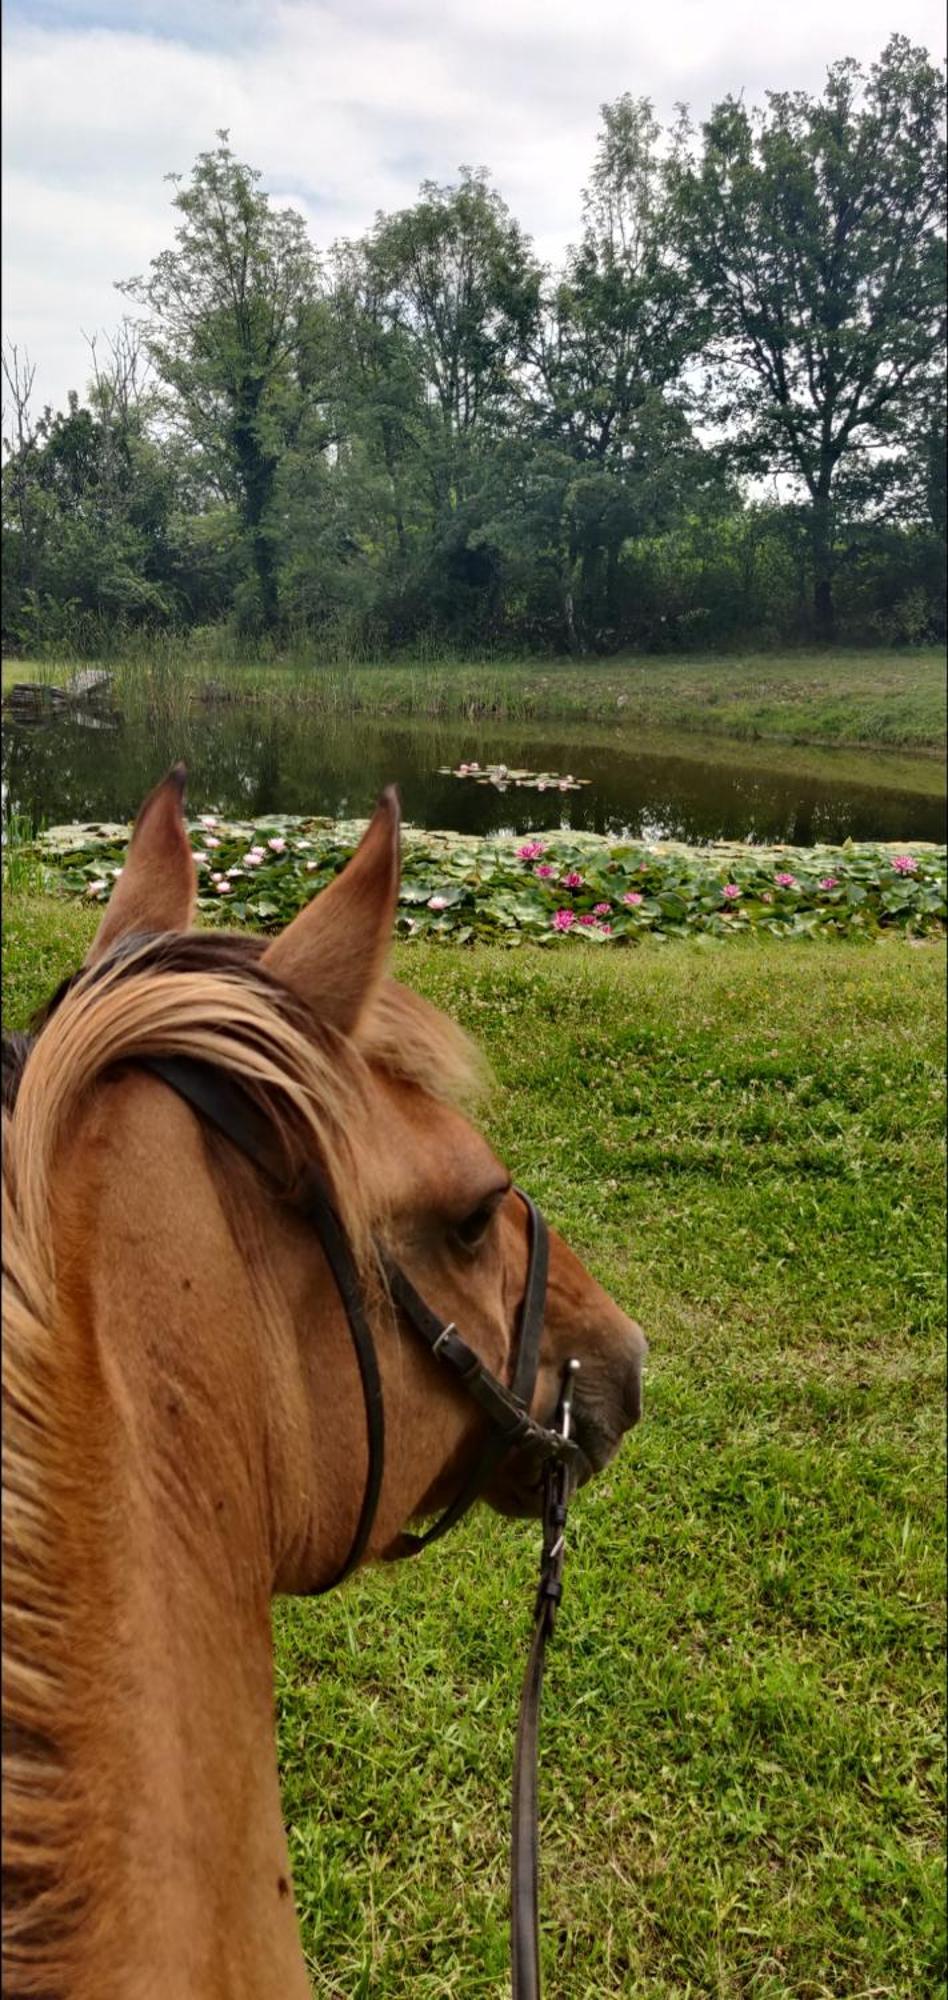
[2,704,944,847]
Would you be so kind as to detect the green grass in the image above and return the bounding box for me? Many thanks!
[3,901,945,1998]
[5,645,946,753]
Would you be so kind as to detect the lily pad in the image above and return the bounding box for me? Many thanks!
[28,819,947,948]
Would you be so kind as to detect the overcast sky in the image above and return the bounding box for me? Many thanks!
[3,0,945,418]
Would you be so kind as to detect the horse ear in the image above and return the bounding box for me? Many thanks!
[262,788,400,1037]
[86,764,196,967]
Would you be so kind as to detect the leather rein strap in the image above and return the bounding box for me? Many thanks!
[141,1052,579,1995]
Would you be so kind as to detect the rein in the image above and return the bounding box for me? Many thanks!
[141,1054,578,1997]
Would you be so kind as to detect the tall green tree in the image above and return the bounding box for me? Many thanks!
[537,97,704,464]
[526,97,715,648]
[367,171,540,437]
[671,36,946,638]
[348,171,543,636]
[119,133,319,629]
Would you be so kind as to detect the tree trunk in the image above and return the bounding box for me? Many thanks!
[234,392,279,633]
[810,491,835,644]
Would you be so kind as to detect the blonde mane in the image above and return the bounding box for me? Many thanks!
[2,931,481,1995]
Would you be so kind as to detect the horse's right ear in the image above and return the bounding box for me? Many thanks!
[85,765,196,966]
[262,788,400,1038]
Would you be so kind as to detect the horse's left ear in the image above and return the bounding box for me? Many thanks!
[261,788,400,1037]
[85,764,196,967]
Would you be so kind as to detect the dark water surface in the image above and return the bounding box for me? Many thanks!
[2,705,944,846]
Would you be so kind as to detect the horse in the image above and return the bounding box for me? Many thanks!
[2,768,646,1999]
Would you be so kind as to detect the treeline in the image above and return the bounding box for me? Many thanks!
[2,35,945,658]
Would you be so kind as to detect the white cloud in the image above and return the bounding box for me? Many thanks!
[3,0,945,414]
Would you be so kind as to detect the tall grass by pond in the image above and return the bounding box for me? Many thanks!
[3,898,944,1999]
[5,642,946,752]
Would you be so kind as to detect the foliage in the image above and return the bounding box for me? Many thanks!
[2,903,944,1998]
[2,47,945,657]
[34,817,948,944]
[118,133,321,631]
[670,36,947,640]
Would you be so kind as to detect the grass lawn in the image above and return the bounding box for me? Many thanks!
[4,645,946,753]
[3,900,945,1998]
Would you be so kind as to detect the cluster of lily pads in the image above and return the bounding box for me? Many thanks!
[440,762,590,794]
[35,815,947,944]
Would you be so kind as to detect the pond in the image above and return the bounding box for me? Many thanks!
[2,703,944,846]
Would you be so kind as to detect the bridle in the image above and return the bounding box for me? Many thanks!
[141,1054,580,1999]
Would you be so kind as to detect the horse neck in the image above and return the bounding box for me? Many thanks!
[8,1080,316,2000]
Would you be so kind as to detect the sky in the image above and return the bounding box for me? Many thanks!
[3,0,945,419]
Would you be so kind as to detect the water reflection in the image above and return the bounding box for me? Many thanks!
[2,706,944,847]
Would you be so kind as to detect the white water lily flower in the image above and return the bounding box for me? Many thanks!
[85,878,108,896]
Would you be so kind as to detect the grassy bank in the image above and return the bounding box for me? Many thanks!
[4,645,946,753]
[3,897,945,1998]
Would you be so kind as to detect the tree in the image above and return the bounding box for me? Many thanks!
[119,133,319,630]
[2,343,46,623]
[536,97,704,465]
[365,173,540,480]
[524,98,714,649]
[671,36,947,638]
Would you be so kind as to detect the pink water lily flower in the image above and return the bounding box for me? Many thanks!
[85,878,108,897]
[775,872,798,889]
[199,814,218,829]
[892,854,918,874]
[214,880,232,895]
[818,876,838,891]
[722,883,741,900]
[203,836,221,850]
[593,902,611,915]
[561,870,584,889]
[552,909,575,931]
[267,836,287,854]
[623,891,643,907]
[516,839,547,861]
[535,863,555,878]
[427,894,448,911]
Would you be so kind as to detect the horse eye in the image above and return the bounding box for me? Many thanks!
[453,1197,500,1249]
